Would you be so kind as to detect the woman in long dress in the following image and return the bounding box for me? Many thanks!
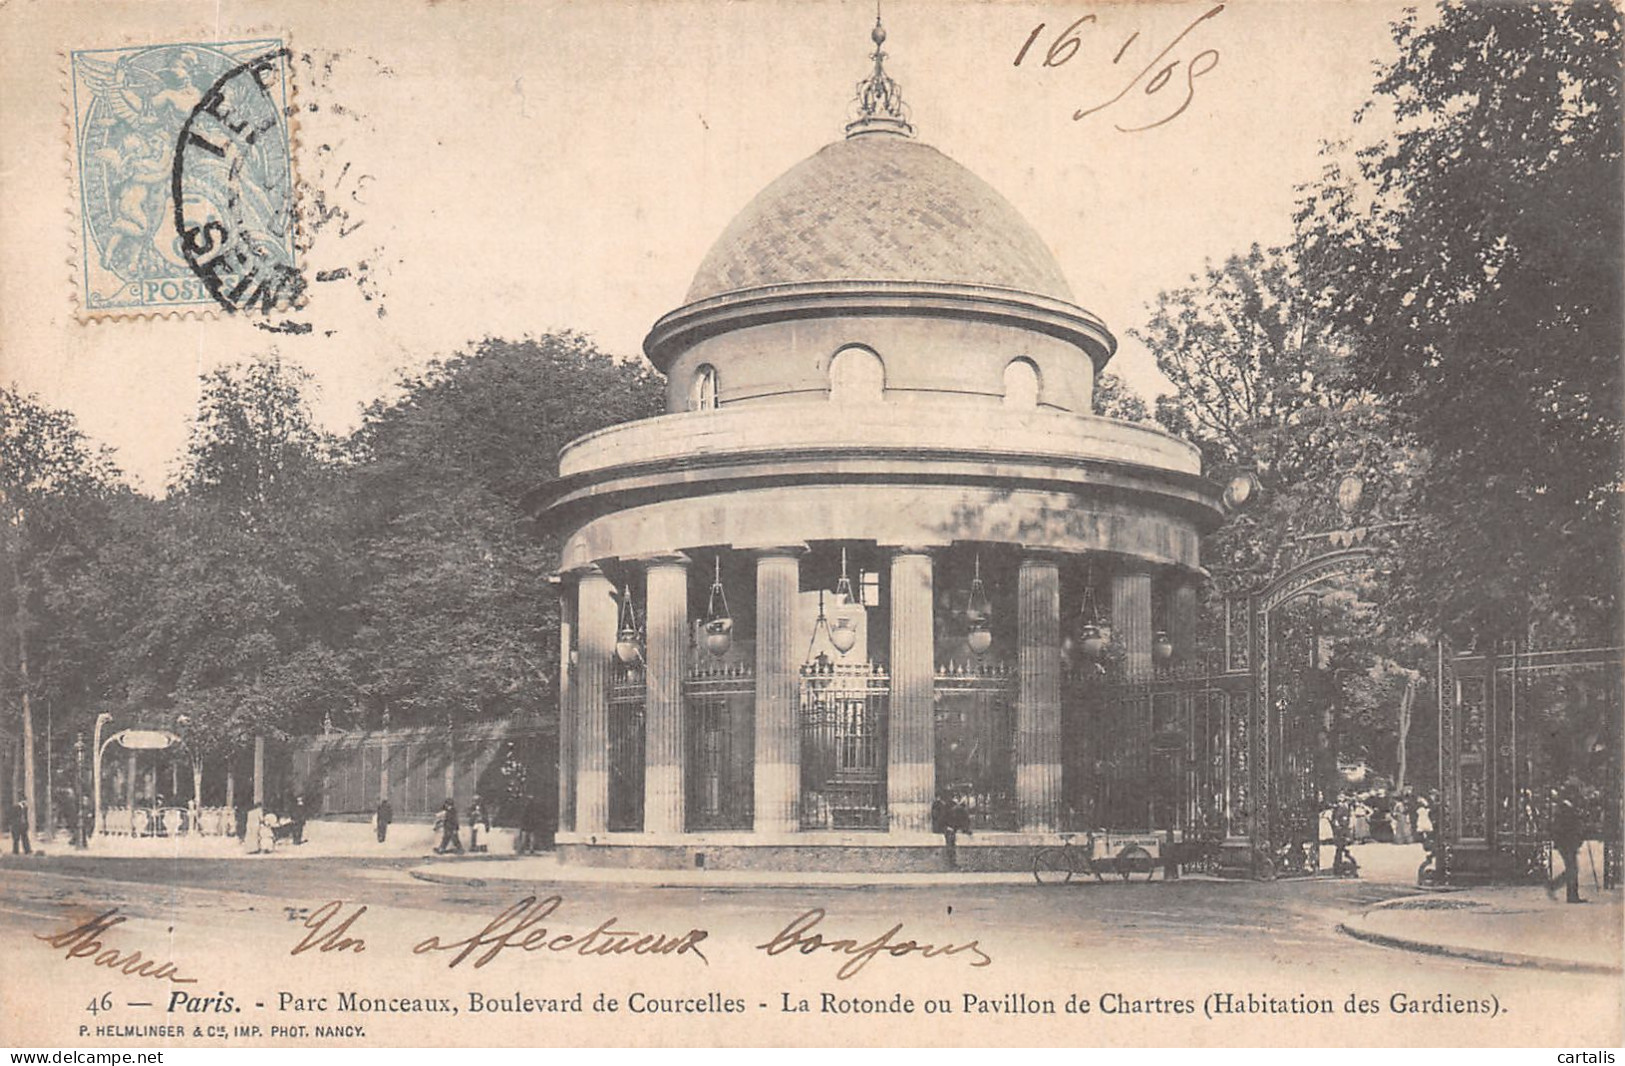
[1391,798,1411,845]
[244,805,265,854]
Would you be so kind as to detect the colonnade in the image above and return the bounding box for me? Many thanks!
[558,547,1195,838]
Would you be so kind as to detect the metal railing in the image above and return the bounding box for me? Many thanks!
[800,660,889,830]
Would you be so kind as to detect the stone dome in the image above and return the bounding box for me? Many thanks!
[684,132,1077,305]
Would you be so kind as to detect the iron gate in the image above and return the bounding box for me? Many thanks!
[684,662,754,830]
[607,664,646,832]
[934,662,1018,831]
[1439,641,1623,886]
[800,660,889,830]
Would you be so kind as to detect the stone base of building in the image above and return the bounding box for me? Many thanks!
[555,831,1162,873]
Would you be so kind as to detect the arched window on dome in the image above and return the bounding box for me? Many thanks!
[829,346,885,404]
[1003,358,1041,409]
[689,364,720,412]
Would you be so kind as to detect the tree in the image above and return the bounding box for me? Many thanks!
[137,354,345,795]
[1093,372,1151,423]
[1296,1,1623,641]
[0,387,123,832]
[1132,245,1422,593]
[341,334,664,732]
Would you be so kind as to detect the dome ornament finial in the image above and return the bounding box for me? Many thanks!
[845,10,914,139]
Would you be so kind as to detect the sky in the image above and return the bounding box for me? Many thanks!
[0,0,1411,493]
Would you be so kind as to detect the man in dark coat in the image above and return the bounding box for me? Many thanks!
[291,794,308,845]
[434,798,463,855]
[1547,785,1586,904]
[9,798,31,855]
[1331,795,1359,876]
[516,794,536,854]
[375,797,393,844]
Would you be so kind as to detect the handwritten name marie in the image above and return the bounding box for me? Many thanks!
[36,909,199,985]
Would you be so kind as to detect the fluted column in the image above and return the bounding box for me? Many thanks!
[1017,556,1063,832]
[753,549,802,834]
[575,567,617,835]
[1112,568,1154,678]
[643,555,690,834]
[888,549,935,833]
[555,575,578,833]
[1169,580,1199,665]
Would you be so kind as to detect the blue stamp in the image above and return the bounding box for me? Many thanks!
[70,40,298,316]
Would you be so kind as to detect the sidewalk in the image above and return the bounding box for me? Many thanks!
[406,853,1052,889]
[34,818,520,859]
[1339,884,1624,974]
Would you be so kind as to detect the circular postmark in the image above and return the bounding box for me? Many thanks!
[173,48,304,314]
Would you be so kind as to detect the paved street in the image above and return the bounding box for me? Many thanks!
[1,851,1619,1047]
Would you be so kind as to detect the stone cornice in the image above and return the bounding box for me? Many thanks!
[642,280,1117,373]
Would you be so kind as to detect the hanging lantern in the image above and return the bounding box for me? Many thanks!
[805,590,836,663]
[1336,473,1364,515]
[1153,631,1175,663]
[1078,564,1106,659]
[965,553,994,656]
[828,548,860,656]
[615,584,643,665]
[703,555,734,658]
[830,617,859,655]
[1223,473,1259,510]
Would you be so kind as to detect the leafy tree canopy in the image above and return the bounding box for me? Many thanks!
[1296,1,1623,641]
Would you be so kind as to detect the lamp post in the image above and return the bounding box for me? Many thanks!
[74,733,85,849]
[91,712,112,838]
[379,707,391,804]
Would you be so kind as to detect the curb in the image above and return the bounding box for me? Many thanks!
[401,863,1270,891]
[1335,919,1623,976]
[410,868,487,888]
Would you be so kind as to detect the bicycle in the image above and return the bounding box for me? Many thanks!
[1032,831,1157,884]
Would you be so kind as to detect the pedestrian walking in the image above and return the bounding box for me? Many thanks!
[434,798,463,855]
[1391,797,1411,845]
[291,794,308,846]
[1547,785,1586,904]
[9,798,31,855]
[375,797,393,844]
[1331,795,1359,876]
[516,793,536,854]
[1414,796,1433,849]
[468,795,490,853]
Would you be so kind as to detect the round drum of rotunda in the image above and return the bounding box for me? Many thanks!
[533,19,1226,871]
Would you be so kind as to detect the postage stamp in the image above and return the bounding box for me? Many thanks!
[68,39,298,318]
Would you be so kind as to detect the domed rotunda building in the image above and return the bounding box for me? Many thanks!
[537,22,1225,869]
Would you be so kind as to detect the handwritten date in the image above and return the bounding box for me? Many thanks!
[1015,4,1225,132]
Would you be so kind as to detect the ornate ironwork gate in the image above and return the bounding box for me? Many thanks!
[1438,641,1623,886]
[934,662,1018,831]
[684,662,754,830]
[607,664,646,832]
[1074,662,1253,868]
[800,660,889,830]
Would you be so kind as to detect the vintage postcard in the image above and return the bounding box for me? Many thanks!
[1,0,1620,1052]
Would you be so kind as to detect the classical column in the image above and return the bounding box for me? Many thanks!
[643,555,690,835]
[555,575,577,834]
[125,753,136,809]
[1112,568,1154,678]
[1017,555,1063,832]
[888,549,935,833]
[1168,580,1199,664]
[753,549,802,834]
[575,566,617,835]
